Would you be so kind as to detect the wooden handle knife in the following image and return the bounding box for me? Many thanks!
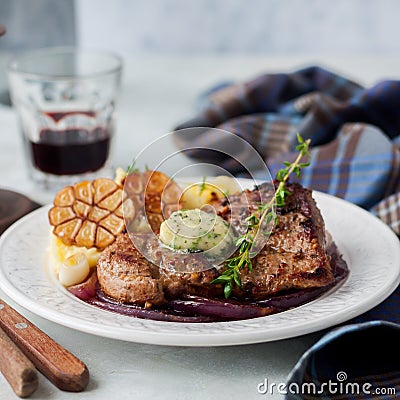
[0,300,89,392]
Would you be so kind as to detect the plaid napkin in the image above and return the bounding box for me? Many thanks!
[175,66,400,231]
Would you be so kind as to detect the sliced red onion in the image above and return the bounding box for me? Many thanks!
[168,295,275,320]
[253,285,333,309]
[87,297,216,322]
[67,272,98,301]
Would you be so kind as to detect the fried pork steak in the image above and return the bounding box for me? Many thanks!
[216,183,334,300]
[97,234,220,306]
[96,183,334,306]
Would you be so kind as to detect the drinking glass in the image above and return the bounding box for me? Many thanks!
[8,47,122,190]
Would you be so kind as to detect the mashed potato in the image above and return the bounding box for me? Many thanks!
[47,232,102,286]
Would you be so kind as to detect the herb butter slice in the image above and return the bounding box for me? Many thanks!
[159,209,235,257]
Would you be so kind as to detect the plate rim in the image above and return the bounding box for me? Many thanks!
[0,188,399,346]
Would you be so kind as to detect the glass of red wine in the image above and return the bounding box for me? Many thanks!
[8,48,122,190]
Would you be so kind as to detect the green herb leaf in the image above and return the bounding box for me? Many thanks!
[199,176,207,193]
[233,269,242,288]
[126,160,139,174]
[212,275,232,283]
[224,281,233,298]
[297,132,304,143]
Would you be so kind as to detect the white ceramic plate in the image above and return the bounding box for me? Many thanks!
[0,188,399,346]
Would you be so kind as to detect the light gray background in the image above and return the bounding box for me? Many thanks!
[76,0,400,55]
[0,0,399,55]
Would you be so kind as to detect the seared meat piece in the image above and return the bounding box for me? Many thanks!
[160,252,220,299]
[216,183,334,300]
[97,233,220,306]
[97,182,334,305]
[97,234,165,306]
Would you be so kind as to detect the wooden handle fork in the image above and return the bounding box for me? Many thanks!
[0,326,38,397]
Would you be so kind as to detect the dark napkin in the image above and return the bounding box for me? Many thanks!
[285,321,400,399]
[0,190,40,235]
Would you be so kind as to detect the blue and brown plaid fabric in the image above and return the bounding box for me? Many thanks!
[175,66,400,232]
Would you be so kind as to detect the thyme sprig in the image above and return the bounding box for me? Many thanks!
[212,133,311,298]
[126,160,139,174]
[199,176,207,193]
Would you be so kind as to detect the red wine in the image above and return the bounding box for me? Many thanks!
[43,110,96,123]
[29,111,112,175]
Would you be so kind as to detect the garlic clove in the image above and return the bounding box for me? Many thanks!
[59,252,90,287]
